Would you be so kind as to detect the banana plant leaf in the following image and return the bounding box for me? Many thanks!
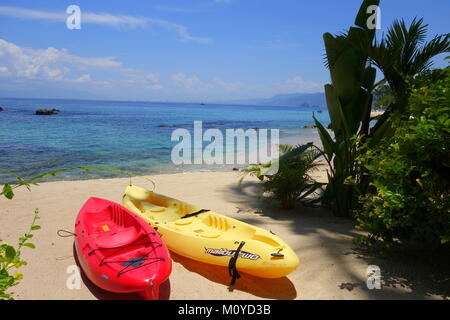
[313,114,337,161]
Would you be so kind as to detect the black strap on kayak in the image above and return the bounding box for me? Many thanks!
[89,239,162,265]
[228,241,245,287]
[87,232,166,277]
[105,256,166,278]
[88,232,158,258]
[180,209,210,219]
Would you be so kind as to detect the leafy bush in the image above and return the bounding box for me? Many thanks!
[318,1,448,218]
[0,209,40,300]
[372,84,395,110]
[240,144,324,210]
[355,66,450,246]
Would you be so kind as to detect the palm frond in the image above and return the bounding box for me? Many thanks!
[412,33,450,74]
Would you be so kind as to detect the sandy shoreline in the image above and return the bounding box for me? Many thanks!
[1,170,447,300]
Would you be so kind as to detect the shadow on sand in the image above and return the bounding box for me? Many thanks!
[170,252,297,300]
[72,242,296,300]
[341,244,450,299]
[223,179,450,299]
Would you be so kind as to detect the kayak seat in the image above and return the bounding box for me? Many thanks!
[200,233,221,239]
[95,227,140,248]
[175,219,193,226]
[141,202,166,213]
[191,228,221,239]
[202,214,230,232]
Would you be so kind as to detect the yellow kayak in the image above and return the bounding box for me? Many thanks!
[122,185,300,279]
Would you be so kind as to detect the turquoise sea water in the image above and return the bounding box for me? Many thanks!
[0,98,329,182]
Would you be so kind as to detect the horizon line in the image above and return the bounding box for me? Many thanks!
[0,92,326,104]
[0,94,327,108]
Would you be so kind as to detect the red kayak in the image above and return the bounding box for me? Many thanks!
[74,197,171,300]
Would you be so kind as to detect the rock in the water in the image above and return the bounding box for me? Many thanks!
[35,108,60,115]
[0,107,3,112]
[303,125,316,129]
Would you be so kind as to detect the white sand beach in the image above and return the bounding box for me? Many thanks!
[1,169,447,300]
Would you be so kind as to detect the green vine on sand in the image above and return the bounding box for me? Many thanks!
[0,166,156,199]
[0,208,40,299]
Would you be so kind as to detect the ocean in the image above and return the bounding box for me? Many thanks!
[0,98,329,183]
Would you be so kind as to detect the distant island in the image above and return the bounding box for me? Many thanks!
[227,92,326,108]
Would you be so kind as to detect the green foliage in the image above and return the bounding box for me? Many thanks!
[240,144,324,210]
[372,84,395,110]
[316,0,379,217]
[352,17,449,115]
[318,1,449,218]
[355,66,450,246]
[0,208,40,300]
[0,166,138,198]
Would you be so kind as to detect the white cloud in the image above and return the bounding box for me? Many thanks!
[121,68,161,88]
[171,73,211,90]
[0,6,147,28]
[0,39,157,94]
[0,6,64,21]
[148,84,164,90]
[0,39,323,101]
[0,65,11,75]
[70,74,92,83]
[82,12,148,28]
[149,19,211,44]
[169,73,322,98]
[212,77,245,91]
[171,73,246,92]
[0,39,122,83]
[153,6,197,13]
[65,55,121,69]
[0,38,168,93]
[0,6,210,44]
[284,76,323,93]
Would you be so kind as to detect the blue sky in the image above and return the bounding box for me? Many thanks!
[0,0,449,102]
